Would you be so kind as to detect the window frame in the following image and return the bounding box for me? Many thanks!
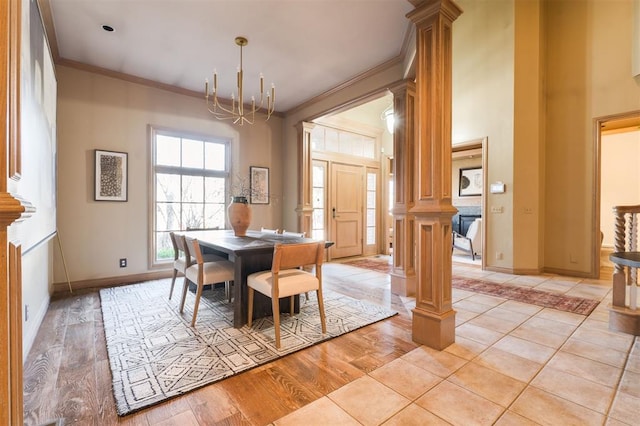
[149,125,231,267]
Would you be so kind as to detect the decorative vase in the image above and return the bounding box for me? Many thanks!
[227,196,251,236]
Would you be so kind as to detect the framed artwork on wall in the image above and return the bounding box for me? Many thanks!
[95,150,128,201]
[459,167,482,197]
[250,166,269,204]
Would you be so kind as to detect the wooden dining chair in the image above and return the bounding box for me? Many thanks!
[246,241,326,348]
[180,236,235,326]
[280,230,305,238]
[169,231,227,300]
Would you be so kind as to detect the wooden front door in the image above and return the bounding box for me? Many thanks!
[330,163,363,258]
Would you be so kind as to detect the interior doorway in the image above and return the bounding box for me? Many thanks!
[310,92,394,261]
[597,111,640,277]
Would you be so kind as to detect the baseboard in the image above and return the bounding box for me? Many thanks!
[543,266,594,279]
[53,270,173,295]
[483,265,542,275]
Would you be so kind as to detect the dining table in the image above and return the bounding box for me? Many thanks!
[176,229,325,328]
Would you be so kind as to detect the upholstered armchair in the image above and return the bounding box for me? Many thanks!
[452,218,482,260]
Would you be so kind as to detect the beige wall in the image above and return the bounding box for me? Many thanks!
[54,66,283,283]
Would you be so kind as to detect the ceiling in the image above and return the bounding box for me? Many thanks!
[44,0,415,113]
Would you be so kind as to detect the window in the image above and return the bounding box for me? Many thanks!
[366,171,377,245]
[151,128,230,264]
[312,161,327,240]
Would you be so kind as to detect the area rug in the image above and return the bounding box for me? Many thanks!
[341,259,599,316]
[452,277,600,316]
[100,279,397,416]
[342,258,392,274]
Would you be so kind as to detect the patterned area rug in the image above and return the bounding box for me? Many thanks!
[343,258,599,316]
[100,279,397,416]
[452,277,600,315]
[342,258,392,274]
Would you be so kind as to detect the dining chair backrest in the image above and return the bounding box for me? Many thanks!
[281,230,306,238]
[261,227,279,234]
[186,226,220,231]
[272,241,323,274]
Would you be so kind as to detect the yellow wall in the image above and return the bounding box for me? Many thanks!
[453,0,515,268]
[54,66,283,283]
[544,0,640,275]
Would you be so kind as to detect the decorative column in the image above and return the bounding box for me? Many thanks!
[407,0,462,349]
[296,122,315,237]
[390,80,417,296]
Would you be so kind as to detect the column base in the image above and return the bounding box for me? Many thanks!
[391,273,416,297]
[412,307,456,350]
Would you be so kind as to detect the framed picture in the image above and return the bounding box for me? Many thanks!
[95,150,128,201]
[250,166,269,204]
[459,167,482,197]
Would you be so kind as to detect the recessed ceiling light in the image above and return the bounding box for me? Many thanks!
[102,25,115,32]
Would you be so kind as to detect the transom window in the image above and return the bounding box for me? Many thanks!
[151,128,230,263]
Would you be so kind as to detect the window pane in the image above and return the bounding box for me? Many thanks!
[312,209,324,228]
[205,142,226,171]
[182,138,203,169]
[312,165,325,187]
[156,202,180,231]
[312,229,325,240]
[367,209,375,224]
[156,134,181,167]
[366,227,376,245]
[313,188,324,208]
[156,231,173,261]
[367,173,376,190]
[367,191,376,208]
[205,203,226,229]
[156,173,180,202]
[182,203,204,230]
[182,175,204,203]
[205,176,226,202]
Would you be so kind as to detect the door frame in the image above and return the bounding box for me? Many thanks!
[593,110,640,278]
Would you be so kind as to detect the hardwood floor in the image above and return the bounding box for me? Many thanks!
[23,262,417,426]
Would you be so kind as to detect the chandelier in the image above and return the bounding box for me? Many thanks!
[204,36,275,125]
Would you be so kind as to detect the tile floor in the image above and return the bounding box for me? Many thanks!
[274,261,640,426]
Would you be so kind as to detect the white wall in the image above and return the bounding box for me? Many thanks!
[601,130,640,247]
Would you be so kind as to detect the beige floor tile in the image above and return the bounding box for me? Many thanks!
[493,335,556,364]
[561,338,628,368]
[415,380,504,426]
[618,370,640,399]
[401,345,467,378]
[531,366,616,413]
[369,357,442,400]
[467,312,522,334]
[484,306,531,325]
[525,316,579,336]
[328,375,410,426]
[454,299,495,314]
[566,284,611,300]
[573,321,633,352]
[608,390,640,424]
[510,387,604,426]
[381,403,450,426]
[535,308,586,326]
[465,293,506,307]
[455,308,480,326]
[498,300,543,316]
[474,347,543,382]
[274,396,360,426]
[494,410,540,425]
[546,351,622,388]
[444,335,488,360]
[533,280,575,294]
[455,322,504,346]
[448,361,526,407]
[509,323,570,349]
